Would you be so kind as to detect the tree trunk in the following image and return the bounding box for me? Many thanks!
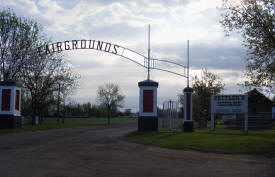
[31,96,36,126]
[107,107,110,125]
[57,84,60,125]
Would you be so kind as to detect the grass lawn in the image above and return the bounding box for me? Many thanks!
[127,122,275,156]
[0,117,137,134]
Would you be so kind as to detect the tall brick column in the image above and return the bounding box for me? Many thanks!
[0,80,22,129]
[138,79,158,132]
[183,86,194,132]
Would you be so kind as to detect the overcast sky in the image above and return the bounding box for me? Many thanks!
[0,0,247,111]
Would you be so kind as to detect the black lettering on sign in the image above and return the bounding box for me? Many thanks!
[112,45,119,54]
[97,41,103,50]
[45,44,51,54]
[89,40,95,49]
[65,41,70,50]
[56,42,62,52]
[72,40,78,49]
[81,40,86,49]
[51,43,55,52]
[105,43,111,52]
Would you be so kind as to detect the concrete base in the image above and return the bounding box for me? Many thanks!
[138,116,158,132]
[183,121,194,132]
[0,115,21,129]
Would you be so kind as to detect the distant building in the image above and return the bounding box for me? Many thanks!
[246,89,274,116]
[228,89,274,129]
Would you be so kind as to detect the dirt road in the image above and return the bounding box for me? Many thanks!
[0,124,274,177]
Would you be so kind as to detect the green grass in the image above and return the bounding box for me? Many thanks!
[0,117,137,133]
[127,123,275,156]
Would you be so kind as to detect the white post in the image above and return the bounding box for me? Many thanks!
[187,40,190,87]
[211,113,214,132]
[35,116,39,125]
[210,95,214,132]
[147,25,151,80]
[169,100,172,130]
[244,96,248,134]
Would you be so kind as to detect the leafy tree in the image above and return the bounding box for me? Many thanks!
[220,0,275,93]
[0,8,42,81]
[179,69,225,128]
[124,109,132,116]
[0,8,79,125]
[97,83,125,125]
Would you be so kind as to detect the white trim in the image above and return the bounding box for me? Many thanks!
[139,86,158,117]
[0,86,21,116]
[184,91,193,122]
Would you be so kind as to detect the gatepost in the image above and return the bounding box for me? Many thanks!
[138,79,158,132]
[183,86,194,132]
[0,80,22,129]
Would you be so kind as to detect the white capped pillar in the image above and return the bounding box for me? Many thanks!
[0,80,22,129]
[138,79,158,132]
[183,86,194,132]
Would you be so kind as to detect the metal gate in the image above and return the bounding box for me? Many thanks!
[162,100,179,131]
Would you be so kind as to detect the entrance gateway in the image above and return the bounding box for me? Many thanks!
[0,26,193,132]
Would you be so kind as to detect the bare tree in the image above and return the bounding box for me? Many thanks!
[97,83,125,125]
[20,52,79,125]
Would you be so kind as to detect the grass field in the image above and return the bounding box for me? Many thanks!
[127,122,275,156]
[0,117,137,134]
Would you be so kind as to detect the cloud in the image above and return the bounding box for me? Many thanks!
[0,0,249,111]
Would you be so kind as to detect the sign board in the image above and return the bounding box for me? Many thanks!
[211,94,247,114]
[211,94,248,133]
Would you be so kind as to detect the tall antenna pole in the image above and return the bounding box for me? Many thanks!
[147,25,150,80]
[187,40,190,87]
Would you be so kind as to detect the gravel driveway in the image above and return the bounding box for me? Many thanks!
[0,123,274,177]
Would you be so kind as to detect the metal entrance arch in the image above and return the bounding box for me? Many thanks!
[36,39,189,78]
[2,35,194,132]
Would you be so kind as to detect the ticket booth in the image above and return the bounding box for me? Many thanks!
[138,80,158,132]
[0,80,22,129]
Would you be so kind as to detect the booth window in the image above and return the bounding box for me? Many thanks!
[2,89,11,111]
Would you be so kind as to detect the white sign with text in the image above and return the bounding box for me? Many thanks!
[211,95,248,133]
[211,94,248,114]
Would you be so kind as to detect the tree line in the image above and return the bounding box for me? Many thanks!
[52,101,131,119]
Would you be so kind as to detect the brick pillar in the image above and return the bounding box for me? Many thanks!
[138,79,158,132]
[0,80,22,129]
[183,87,194,132]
